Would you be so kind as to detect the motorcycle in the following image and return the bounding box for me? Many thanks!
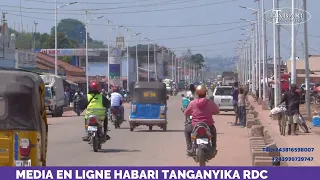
[73,95,83,116]
[123,93,130,102]
[86,115,106,152]
[110,107,123,128]
[73,100,81,116]
[188,122,215,166]
[173,88,178,96]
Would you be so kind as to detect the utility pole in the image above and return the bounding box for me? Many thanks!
[273,0,279,106]
[303,0,311,117]
[291,0,296,84]
[261,0,267,101]
[255,0,262,101]
[277,0,281,103]
[33,21,38,53]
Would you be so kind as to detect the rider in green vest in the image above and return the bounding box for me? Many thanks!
[80,82,110,141]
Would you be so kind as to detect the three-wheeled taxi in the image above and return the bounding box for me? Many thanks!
[0,69,48,166]
[129,82,168,131]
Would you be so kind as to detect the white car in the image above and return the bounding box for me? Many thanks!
[212,86,234,112]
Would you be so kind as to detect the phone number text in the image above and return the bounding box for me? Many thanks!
[272,156,314,162]
[263,147,314,152]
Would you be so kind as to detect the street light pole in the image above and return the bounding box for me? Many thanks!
[273,0,279,106]
[136,42,139,82]
[55,0,58,75]
[147,40,150,81]
[154,43,157,81]
[291,0,296,84]
[85,15,104,93]
[261,0,267,101]
[85,13,88,93]
[127,32,140,89]
[126,36,130,91]
[33,21,38,53]
[55,2,78,76]
[107,26,123,90]
[104,18,112,91]
[171,52,174,81]
[303,0,310,117]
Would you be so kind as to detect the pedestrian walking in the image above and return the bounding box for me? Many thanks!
[232,82,239,126]
[269,82,275,110]
[238,88,247,128]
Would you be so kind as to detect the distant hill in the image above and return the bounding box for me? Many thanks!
[205,56,237,73]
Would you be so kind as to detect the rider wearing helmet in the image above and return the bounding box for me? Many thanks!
[110,85,124,119]
[184,84,220,155]
[80,82,110,141]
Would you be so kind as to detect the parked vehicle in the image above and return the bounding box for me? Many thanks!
[41,75,65,117]
[0,69,48,166]
[212,86,234,112]
[188,122,215,166]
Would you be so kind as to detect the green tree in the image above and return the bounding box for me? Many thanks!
[182,49,204,68]
[51,18,89,44]
[191,53,205,68]
[42,32,78,49]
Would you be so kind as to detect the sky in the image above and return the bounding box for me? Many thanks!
[1,0,320,59]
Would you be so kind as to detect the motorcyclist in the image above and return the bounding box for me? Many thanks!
[184,84,220,156]
[73,88,83,100]
[186,84,196,99]
[101,89,106,96]
[110,86,124,119]
[73,88,83,113]
[80,82,111,141]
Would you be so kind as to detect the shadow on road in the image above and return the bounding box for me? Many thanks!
[136,130,184,132]
[218,113,236,116]
[98,149,141,153]
[62,115,84,117]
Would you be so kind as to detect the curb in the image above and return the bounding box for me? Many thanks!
[245,100,286,166]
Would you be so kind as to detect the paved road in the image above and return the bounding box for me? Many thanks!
[47,94,251,166]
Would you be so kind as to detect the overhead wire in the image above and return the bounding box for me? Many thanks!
[35,0,204,11]
[24,0,164,5]
[5,12,247,28]
[170,39,242,49]
[1,0,238,14]
[6,0,241,54]
[281,26,320,54]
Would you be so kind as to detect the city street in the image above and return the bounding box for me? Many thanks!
[47,94,252,166]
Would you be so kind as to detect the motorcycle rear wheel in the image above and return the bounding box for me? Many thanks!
[92,135,99,152]
[198,148,206,166]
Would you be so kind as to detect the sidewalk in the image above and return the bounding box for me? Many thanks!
[248,96,320,166]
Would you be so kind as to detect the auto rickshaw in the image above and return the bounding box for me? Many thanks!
[0,69,48,166]
[129,82,169,132]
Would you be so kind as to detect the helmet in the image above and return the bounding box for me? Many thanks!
[89,82,99,92]
[196,84,207,96]
[290,83,297,91]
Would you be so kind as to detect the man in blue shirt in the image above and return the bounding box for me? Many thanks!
[232,82,239,125]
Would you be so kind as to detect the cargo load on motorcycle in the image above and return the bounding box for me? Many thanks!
[0,69,48,166]
[129,82,168,131]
